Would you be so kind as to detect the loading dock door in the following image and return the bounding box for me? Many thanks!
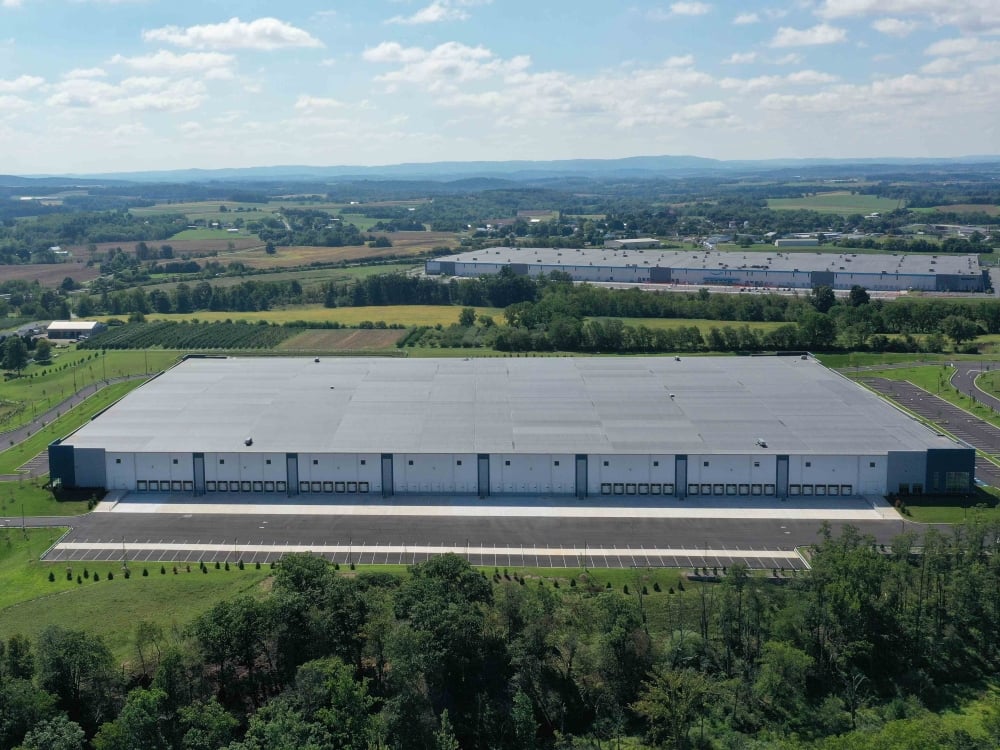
[381,454,393,497]
[193,453,205,496]
[286,453,298,496]
[478,454,489,498]
[675,455,687,498]
[776,455,789,499]
[575,454,587,498]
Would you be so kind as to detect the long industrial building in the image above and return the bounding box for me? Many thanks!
[50,356,973,500]
[425,247,988,292]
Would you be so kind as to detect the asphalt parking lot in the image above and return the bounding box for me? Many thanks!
[863,377,1000,487]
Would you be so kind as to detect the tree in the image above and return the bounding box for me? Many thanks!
[940,315,980,348]
[810,285,836,314]
[434,709,460,750]
[92,688,170,750]
[33,339,52,364]
[2,337,28,375]
[848,285,870,306]
[178,699,238,750]
[20,714,86,750]
[35,626,119,735]
[458,307,476,327]
[5,633,34,680]
[632,667,715,749]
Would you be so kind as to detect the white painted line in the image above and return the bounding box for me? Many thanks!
[54,541,802,559]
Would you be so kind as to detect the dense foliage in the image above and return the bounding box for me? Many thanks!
[3,525,1000,749]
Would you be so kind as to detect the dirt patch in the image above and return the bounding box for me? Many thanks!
[1,261,99,286]
[278,329,405,351]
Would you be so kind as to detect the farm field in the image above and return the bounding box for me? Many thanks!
[139,262,420,294]
[131,304,502,327]
[168,228,256,241]
[767,191,903,214]
[0,260,99,286]
[64,238,263,258]
[277,328,406,351]
[924,204,1000,216]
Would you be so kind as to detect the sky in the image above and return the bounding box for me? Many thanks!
[1,0,999,174]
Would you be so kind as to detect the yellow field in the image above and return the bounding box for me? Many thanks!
[132,305,502,327]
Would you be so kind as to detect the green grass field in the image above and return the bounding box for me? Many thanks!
[1,349,180,432]
[767,192,903,214]
[597,317,786,333]
[168,228,255,241]
[0,528,272,664]
[0,480,90,516]
[0,380,143,474]
[139,263,419,295]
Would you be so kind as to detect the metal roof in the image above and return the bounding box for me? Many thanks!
[47,320,102,331]
[62,356,961,456]
[435,247,981,277]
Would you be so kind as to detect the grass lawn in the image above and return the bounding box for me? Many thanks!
[0,480,90,516]
[133,305,503,328]
[0,380,143,474]
[169,228,255,241]
[767,192,903,214]
[0,528,272,664]
[901,487,1000,524]
[1,349,179,432]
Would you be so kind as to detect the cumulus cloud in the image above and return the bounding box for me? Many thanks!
[0,95,31,114]
[819,0,1000,33]
[718,70,839,92]
[294,95,344,111]
[143,17,323,50]
[46,75,207,114]
[669,2,711,16]
[723,52,757,64]
[733,12,759,24]
[872,18,918,36]
[0,74,43,93]
[110,50,235,77]
[387,0,490,25]
[771,23,847,48]
[363,41,530,92]
[64,67,107,79]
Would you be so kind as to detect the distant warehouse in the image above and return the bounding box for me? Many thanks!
[46,320,106,340]
[50,356,973,499]
[425,247,988,292]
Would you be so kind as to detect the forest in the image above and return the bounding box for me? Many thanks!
[2,524,1000,750]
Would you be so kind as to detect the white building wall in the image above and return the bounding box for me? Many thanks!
[587,454,674,496]
[394,453,478,494]
[491,453,575,494]
[685,454,777,496]
[860,455,887,495]
[297,453,382,494]
[787,455,860,497]
[105,452,136,490]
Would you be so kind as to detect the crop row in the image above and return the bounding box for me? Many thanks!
[80,322,296,350]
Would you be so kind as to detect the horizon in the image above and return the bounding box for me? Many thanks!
[2,1,1000,173]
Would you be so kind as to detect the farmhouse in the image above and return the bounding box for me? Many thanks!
[425,247,988,292]
[50,356,973,500]
[46,320,106,340]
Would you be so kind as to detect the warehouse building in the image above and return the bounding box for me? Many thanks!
[50,356,973,500]
[46,320,106,340]
[425,247,988,292]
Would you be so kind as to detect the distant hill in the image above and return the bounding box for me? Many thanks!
[13,153,1000,185]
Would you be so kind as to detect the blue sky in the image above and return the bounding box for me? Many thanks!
[1,0,998,173]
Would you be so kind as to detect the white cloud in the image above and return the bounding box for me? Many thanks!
[64,67,107,79]
[871,18,917,36]
[0,74,43,93]
[1,0,24,8]
[771,53,803,65]
[111,50,235,76]
[665,54,695,67]
[819,1,1000,34]
[733,12,759,24]
[386,0,490,25]
[771,23,847,48]
[921,58,960,74]
[294,95,344,111]
[143,17,323,51]
[0,95,31,114]
[723,52,757,64]
[719,69,838,92]
[46,75,207,114]
[669,2,711,16]
[364,41,530,92]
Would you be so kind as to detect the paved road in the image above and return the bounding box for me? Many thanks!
[950,363,1000,413]
[862,377,1000,487]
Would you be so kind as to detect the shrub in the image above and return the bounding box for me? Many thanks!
[623,585,629,594]
[66,569,73,581]
[142,568,149,577]
[653,581,661,592]
[83,568,90,579]
[124,569,131,579]
[255,561,261,569]
[48,571,55,582]
[93,572,100,581]
[77,575,82,584]
[238,560,244,570]
[215,561,221,569]
[107,571,113,580]
[160,565,166,575]
[224,562,230,571]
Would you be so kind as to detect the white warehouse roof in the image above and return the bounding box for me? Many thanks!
[61,356,960,456]
[47,320,102,332]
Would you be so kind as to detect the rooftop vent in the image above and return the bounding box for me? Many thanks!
[244,437,253,446]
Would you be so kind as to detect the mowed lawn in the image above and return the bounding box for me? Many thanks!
[767,192,902,214]
[0,528,272,664]
[139,305,503,327]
